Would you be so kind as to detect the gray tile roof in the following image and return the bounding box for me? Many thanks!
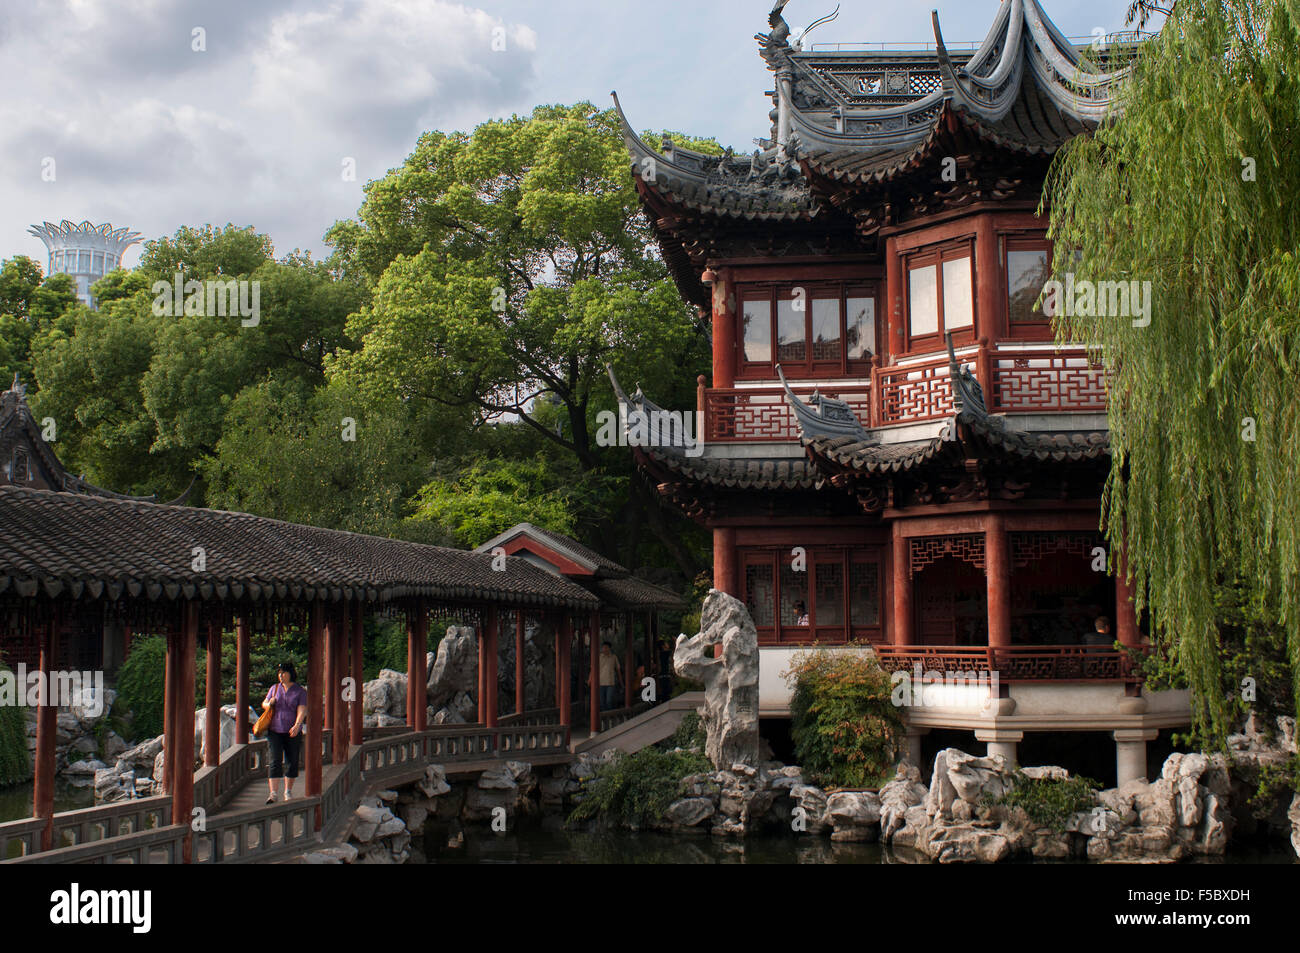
[0,487,599,608]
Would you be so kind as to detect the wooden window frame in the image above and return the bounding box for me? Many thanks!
[903,240,976,353]
[739,546,885,645]
[1003,235,1056,341]
[736,283,880,380]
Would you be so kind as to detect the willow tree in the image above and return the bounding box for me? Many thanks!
[1043,0,1300,745]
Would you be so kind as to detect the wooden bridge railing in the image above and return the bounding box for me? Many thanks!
[0,817,47,861]
[499,707,561,727]
[192,798,318,864]
[599,702,653,733]
[2,721,571,864]
[5,823,189,865]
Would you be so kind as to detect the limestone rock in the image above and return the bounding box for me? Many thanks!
[417,764,451,799]
[665,797,715,828]
[427,626,478,711]
[879,763,928,843]
[826,791,881,842]
[672,590,760,769]
[362,669,408,718]
[1289,793,1300,859]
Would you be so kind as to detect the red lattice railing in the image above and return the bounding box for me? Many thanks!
[705,386,871,443]
[873,645,1138,682]
[989,350,1106,413]
[701,345,1107,441]
[875,355,955,424]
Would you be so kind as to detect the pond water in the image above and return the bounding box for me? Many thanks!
[0,781,94,823]
[419,817,1296,864]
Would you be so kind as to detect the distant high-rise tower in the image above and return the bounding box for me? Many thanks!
[27,220,142,309]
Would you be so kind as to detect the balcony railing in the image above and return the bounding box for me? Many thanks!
[701,342,1106,441]
[873,645,1137,682]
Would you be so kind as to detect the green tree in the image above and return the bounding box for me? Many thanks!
[326,103,712,574]
[201,376,453,536]
[1043,0,1300,744]
[405,453,583,548]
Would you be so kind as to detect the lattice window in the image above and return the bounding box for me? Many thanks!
[1010,532,1104,569]
[910,534,986,577]
[744,563,775,627]
[815,562,844,626]
[849,562,879,626]
[780,563,809,628]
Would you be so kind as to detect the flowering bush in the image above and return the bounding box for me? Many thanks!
[784,645,901,789]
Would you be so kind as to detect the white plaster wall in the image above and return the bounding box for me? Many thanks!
[1009,683,1126,716]
[758,645,874,716]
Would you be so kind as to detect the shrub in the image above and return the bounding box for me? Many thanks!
[992,771,1101,832]
[0,663,31,785]
[784,644,902,789]
[663,710,705,751]
[568,747,711,828]
[115,635,168,740]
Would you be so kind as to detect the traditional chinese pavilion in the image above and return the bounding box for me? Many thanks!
[611,0,1189,784]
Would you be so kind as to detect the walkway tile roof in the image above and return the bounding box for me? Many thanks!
[0,487,599,608]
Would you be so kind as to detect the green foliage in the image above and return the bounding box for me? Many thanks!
[201,377,449,537]
[567,746,711,828]
[404,454,578,548]
[676,572,712,637]
[115,636,168,740]
[663,709,705,751]
[1043,0,1300,746]
[365,618,410,680]
[992,771,1101,833]
[785,646,902,789]
[0,663,31,785]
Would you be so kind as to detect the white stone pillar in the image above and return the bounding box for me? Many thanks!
[1114,729,1159,785]
[976,729,1023,766]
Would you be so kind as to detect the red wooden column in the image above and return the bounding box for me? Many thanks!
[1115,546,1141,648]
[32,609,59,851]
[975,213,1001,342]
[235,616,250,746]
[405,604,417,728]
[713,527,737,595]
[885,235,904,362]
[558,614,572,727]
[623,613,634,708]
[476,615,487,724]
[204,619,221,769]
[588,611,601,734]
[986,514,1012,649]
[553,612,563,710]
[305,602,324,803]
[331,605,349,761]
[324,608,337,733]
[174,602,198,862]
[350,605,364,747]
[515,611,526,716]
[484,605,500,728]
[163,624,177,795]
[711,267,736,389]
[891,525,913,646]
[415,601,428,732]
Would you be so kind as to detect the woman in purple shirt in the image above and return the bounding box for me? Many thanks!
[263,663,308,803]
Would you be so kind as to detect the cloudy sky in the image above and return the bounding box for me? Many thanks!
[0,0,1149,270]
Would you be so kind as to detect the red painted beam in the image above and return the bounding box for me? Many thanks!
[235,616,250,746]
[33,610,58,851]
[306,602,324,808]
[332,605,349,761]
[204,620,221,769]
[515,611,525,716]
[174,602,198,862]
[350,606,364,746]
[986,514,1012,648]
[589,612,600,734]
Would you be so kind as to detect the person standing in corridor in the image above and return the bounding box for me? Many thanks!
[598,641,622,711]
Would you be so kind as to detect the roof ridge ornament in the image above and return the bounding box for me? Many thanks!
[777,363,875,443]
[945,332,991,421]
